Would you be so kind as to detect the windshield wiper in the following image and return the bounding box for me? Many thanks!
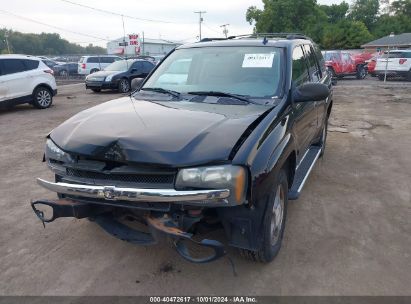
[140,87,181,98]
[187,91,256,104]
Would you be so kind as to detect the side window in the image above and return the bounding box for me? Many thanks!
[142,62,154,73]
[313,44,326,76]
[303,44,321,82]
[131,61,142,70]
[2,59,26,75]
[88,57,99,63]
[24,60,39,70]
[292,46,310,86]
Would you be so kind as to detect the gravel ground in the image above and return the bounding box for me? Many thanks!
[0,80,410,296]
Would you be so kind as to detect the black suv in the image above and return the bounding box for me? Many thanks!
[32,33,333,263]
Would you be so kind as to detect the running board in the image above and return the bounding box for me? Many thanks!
[288,146,322,200]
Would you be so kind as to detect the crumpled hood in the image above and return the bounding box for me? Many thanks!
[50,96,273,167]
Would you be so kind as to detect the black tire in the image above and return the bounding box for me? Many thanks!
[91,89,101,93]
[32,86,53,109]
[327,67,336,78]
[407,70,411,82]
[239,169,288,263]
[356,65,366,79]
[90,69,99,74]
[59,70,68,77]
[118,78,131,93]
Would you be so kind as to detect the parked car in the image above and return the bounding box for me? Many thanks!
[324,50,367,79]
[52,62,79,77]
[42,59,59,69]
[85,59,155,93]
[78,55,122,75]
[31,34,332,264]
[0,54,57,109]
[375,50,411,81]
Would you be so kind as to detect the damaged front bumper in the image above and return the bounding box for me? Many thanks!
[32,178,229,263]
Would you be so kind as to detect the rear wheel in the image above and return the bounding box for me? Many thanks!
[356,65,366,79]
[32,86,53,109]
[239,169,288,263]
[118,78,130,93]
[91,89,101,93]
[59,70,68,77]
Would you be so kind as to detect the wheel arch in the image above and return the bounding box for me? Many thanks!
[33,83,53,96]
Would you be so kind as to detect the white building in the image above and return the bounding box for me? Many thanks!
[107,35,181,56]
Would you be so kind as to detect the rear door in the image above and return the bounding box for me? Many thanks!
[0,60,8,102]
[292,45,318,159]
[0,59,30,100]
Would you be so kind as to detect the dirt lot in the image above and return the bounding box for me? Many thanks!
[0,79,410,296]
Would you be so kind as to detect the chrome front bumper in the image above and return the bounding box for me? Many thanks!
[37,178,230,204]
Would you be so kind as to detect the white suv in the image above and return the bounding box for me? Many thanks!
[375,50,411,81]
[0,55,57,109]
[78,55,122,75]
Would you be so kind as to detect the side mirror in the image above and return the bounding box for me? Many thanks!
[131,78,145,91]
[293,83,330,103]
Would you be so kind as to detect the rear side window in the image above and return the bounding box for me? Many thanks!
[303,44,321,81]
[1,59,27,75]
[101,57,116,63]
[387,52,411,58]
[24,59,39,70]
[87,57,100,63]
[292,46,310,86]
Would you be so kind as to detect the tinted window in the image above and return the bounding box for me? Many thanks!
[2,59,27,75]
[313,44,326,75]
[101,57,116,63]
[87,57,100,63]
[386,52,411,58]
[292,46,310,85]
[303,44,321,81]
[130,61,142,70]
[142,61,154,73]
[24,59,39,70]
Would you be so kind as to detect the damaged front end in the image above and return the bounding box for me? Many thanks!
[31,139,250,263]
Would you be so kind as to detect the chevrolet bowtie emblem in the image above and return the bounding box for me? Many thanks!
[98,186,117,200]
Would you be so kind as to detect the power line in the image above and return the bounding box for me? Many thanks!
[0,9,110,41]
[59,0,196,25]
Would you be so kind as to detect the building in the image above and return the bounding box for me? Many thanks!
[107,35,181,56]
[361,33,411,53]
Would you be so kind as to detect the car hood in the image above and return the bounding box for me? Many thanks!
[50,97,273,167]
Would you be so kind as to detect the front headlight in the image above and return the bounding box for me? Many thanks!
[175,165,247,204]
[105,75,113,82]
[45,139,74,164]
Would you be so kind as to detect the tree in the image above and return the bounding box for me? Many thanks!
[390,0,411,17]
[319,2,349,24]
[246,0,323,33]
[323,20,373,49]
[348,0,380,29]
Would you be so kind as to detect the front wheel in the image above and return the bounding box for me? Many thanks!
[356,65,366,79]
[239,169,288,263]
[32,87,53,109]
[118,78,130,93]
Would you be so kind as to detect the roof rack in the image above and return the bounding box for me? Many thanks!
[198,33,311,43]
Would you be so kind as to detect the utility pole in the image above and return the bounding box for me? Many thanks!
[194,11,206,41]
[4,32,10,54]
[220,24,230,38]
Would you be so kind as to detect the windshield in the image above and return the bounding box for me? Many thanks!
[142,46,283,98]
[104,59,134,71]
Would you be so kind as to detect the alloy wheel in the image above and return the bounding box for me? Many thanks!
[37,90,51,107]
[270,185,285,245]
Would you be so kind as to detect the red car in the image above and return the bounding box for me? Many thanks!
[366,57,377,76]
[324,51,368,79]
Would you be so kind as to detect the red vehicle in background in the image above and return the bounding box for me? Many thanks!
[323,51,368,79]
[366,57,378,76]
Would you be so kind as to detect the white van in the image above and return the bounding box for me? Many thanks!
[375,50,411,81]
[0,54,57,109]
[78,55,122,75]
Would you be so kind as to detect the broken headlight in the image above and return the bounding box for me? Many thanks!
[45,139,74,170]
[175,165,247,204]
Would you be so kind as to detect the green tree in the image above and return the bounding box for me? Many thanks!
[372,14,411,37]
[319,2,349,24]
[323,20,373,49]
[390,0,411,17]
[348,0,380,29]
[246,0,322,33]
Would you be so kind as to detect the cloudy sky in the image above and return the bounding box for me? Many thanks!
[0,0,347,46]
